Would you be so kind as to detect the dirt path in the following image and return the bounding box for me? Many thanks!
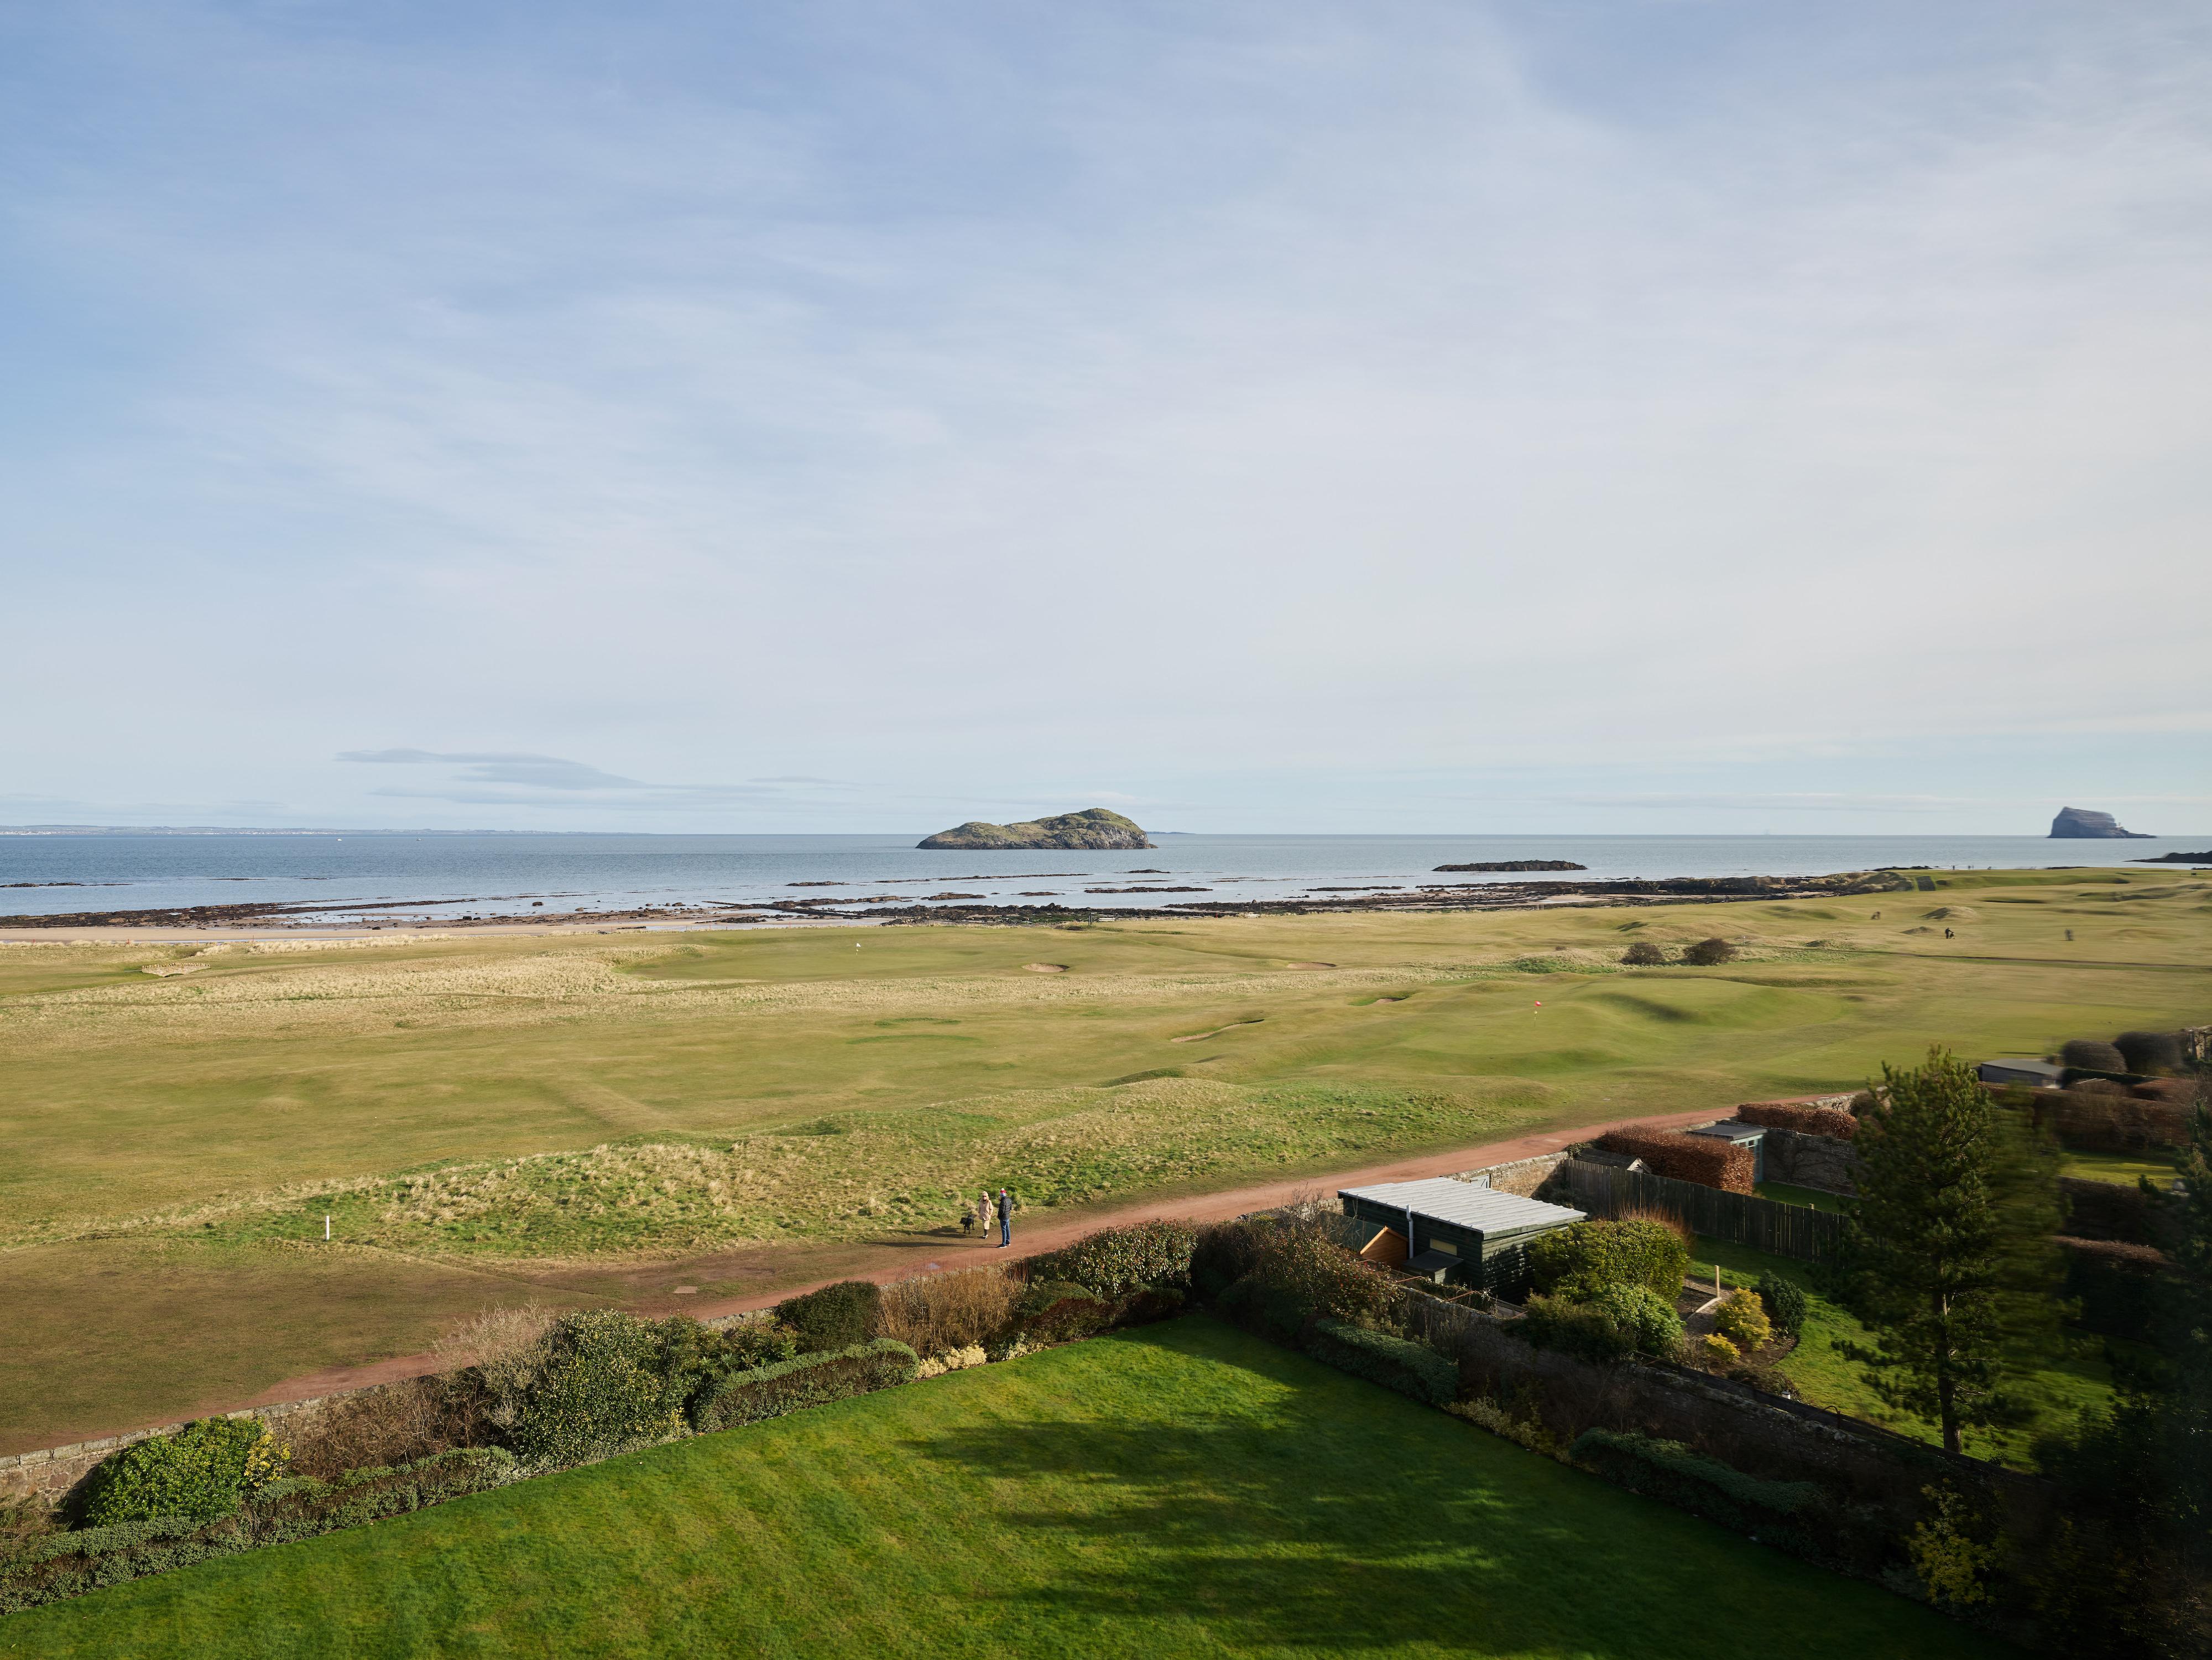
[215,1106,1720,1417]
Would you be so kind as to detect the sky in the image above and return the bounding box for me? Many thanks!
[2,1,2208,835]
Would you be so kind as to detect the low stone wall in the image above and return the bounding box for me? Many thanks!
[1761,1127,1859,1195]
[1452,1151,1574,1196]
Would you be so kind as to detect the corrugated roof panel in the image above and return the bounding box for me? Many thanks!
[1338,1177,1584,1233]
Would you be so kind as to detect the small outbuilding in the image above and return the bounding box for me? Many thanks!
[1979,1058,2063,1087]
[1686,1119,1768,1183]
[1338,1178,1586,1294]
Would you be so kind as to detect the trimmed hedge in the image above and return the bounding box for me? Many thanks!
[1013,1280,1114,1345]
[1302,1320,1457,1407]
[1517,1294,1635,1365]
[1737,1102,1857,1141]
[2114,1030,2184,1075]
[1569,1428,1826,1554]
[1756,1272,1808,1340]
[690,1339,919,1434]
[2,1449,517,1615]
[509,1312,701,1468]
[2060,1038,2126,1073]
[776,1281,883,1352]
[1022,1220,1198,1297]
[2056,1236,2173,1342]
[2032,1089,2190,1153]
[1591,1129,1754,1193]
[1587,1284,1684,1356]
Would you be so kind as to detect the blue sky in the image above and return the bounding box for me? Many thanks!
[3,2,2207,833]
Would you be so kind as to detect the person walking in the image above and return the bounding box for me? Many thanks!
[975,1191,993,1240]
[997,1187,1014,1248]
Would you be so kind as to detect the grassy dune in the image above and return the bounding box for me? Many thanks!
[2,866,2206,1448]
[0,1320,2007,1659]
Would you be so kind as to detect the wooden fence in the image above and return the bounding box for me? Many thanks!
[1554,1160,1845,1262]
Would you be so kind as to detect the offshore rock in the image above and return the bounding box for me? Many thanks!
[918,808,1154,851]
[2050,806,2152,839]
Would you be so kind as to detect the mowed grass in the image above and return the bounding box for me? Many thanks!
[3,866,2206,1449]
[0,1319,2008,1660]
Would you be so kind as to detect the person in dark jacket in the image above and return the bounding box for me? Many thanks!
[997,1187,1014,1247]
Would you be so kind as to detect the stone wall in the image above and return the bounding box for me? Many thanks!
[1760,1127,1859,1195]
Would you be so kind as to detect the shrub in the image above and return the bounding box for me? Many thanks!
[1755,1272,1808,1340]
[690,1340,919,1433]
[1215,1219,1405,1342]
[286,1375,491,1481]
[4,1449,518,1616]
[775,1281,883,1351]
[1302,1320,1457,1406]
[1590,1130,1754,1193]
[2061,1038,2127,1073]
[875,1268,1019,1356]
[1012,1279,1114,1344]
[507,1312,703,1466]
[2114,1030,2184,1075]
[1526,1219,1690,1303]
[1517,1293,1635,1364]
[75,1418,286,1527]
[1680,937,1738,966]
[1568,1429,1826,1553]
[1587,1284,1684,1357]
[2043,1087,2190,1153]
[1698,1333,1740,1367]
[1737,1101,1858,1141]
[1190,1220,1272,1301]
[1713,1288,1774,1350]
[1024,1220,1198,1297]
[717,1318,802,1371]
[1620,941,1668,966]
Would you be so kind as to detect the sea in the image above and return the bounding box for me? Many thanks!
[2,832,2206,925]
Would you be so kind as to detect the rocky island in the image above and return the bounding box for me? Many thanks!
[2050,806,2152,839]
[917,808,1154,851]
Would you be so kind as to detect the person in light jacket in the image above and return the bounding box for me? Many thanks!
[997,1187,1015,1248]
[975,1191,994,1239]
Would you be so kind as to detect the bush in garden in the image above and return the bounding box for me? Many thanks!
[1302,1320,1457,1406]
[285,1374,492,1481]
[1527,1219,1690,1303]
[1736,1101,1858,1141]
[1680,937,1737,966]
[688,1340,919,1434]
[2060,1038,2127,1073]
[1756,1272,1808,1340]
[1024,1220,1198,1297]
[1619,941,1668,966]
[775,1281,883,1352]
[75,1418,288,1527]
[1229,1220,1406,1338]
[1713,1288,1774,1351]
[1590,1130,1753,1193]
[1586,1284,1684,1357]
[1698,1333,1740,1367]
[875,1269,1019,1356]
[717,1319,801,1372]
[1011,1279,1114,1344]
[507,1312,704,1466]
[1517,1294,1635,1365]
[1190,1220,1273,1301]
[2114,1030,2184,1075]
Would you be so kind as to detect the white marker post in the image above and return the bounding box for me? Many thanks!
[324,1215,331,1241]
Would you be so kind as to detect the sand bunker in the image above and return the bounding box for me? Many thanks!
[1024,962,1068,974]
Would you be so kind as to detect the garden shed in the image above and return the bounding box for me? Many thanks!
[1338,1178,1586,1294]
[1979,1057,2064,1087]
[1686,1120,1767,1183]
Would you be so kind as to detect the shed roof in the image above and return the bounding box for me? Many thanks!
[1339,1178,1585,1234]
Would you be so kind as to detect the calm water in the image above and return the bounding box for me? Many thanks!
[2,832,2206,923]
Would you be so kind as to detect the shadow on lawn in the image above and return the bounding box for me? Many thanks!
[902,1324,1913,1659]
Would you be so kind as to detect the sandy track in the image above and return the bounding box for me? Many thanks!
[195,1106,1721,1421]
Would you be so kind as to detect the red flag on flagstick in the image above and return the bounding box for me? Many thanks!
[1533,1001,1543,1011]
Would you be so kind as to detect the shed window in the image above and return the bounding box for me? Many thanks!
[1429,1240,1457,1256]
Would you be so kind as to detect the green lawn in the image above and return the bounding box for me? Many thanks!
[0,1319,2004,1659]
[1689,1238,2114,1468]
[2059,1148,2183,1189]
[1755,1180,1855,1214]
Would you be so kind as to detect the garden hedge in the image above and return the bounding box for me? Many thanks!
[71,1416,283,1527]
[1591,1130,1753,1193]
[1301,1320,1458,1407]
[1527,1219,1691,1303]
[690,1339,919,1434]
[775,1281,883,1352]
[1022,1220,1198,1297]
[1,1449,518,1615]
[1569,1428,1827,1555]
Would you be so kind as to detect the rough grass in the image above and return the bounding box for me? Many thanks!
[3,868,2206,1448]
[0,1320,2006,1660]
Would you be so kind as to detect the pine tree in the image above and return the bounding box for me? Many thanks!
[1840,1047,2064,1455]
